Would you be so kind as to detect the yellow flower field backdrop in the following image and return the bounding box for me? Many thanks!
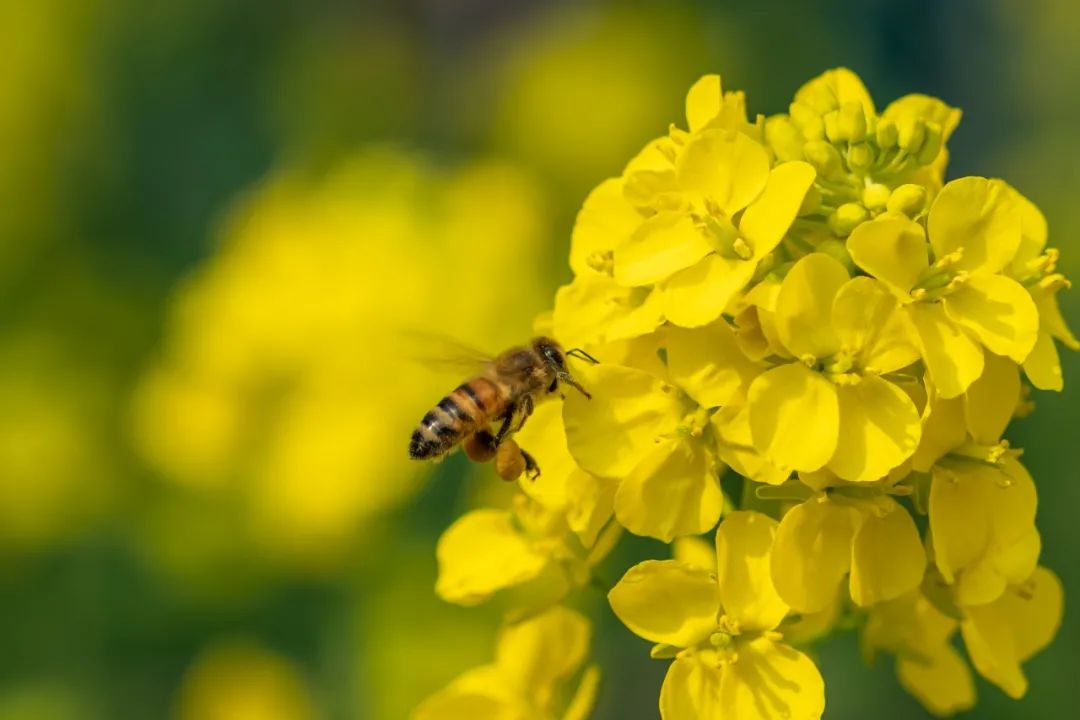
[0,1,1078,719]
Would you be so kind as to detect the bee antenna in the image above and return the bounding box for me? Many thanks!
[558,372,592,400]
[566,348,600,364]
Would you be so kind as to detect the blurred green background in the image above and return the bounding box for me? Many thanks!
[1,0,1077,718]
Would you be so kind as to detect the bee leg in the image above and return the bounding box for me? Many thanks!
[520,448,541,481]
[510,395,534,433]
[492,402,518,446]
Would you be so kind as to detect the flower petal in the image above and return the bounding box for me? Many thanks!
[831,277,920,373]
[569,178,642,275]
[514,401,580,511]
[718,636,825,720]
[413,666,517,720]
[907,302,984,398]
[1005,185,1048,275]
[553,275,663,348]
[659,655,723,720]
[943,274,1038,362]
[911,391,966,472]
[663,254,756,328]
[929,459,1036,587]
[562,665,601,720]
[608,559,719,647]
[676,129,770,215]
[1022,331,1063,392]
[565,470,617,549]
[716,511,788,631]
[960,568,1063,699]
[711,404,791,486]
[435,510,549,605]
[495,606,590,704]
[614,213,713,287]
[849,499,926,606]
[563,364,683,478]
[666,321,762,408]
[738,161,816,258]
[748,363,839,472]
[846,217,929,298]
[771,496,858,613]
[827,376,921,482]
[685,74,723,133]
[927,177,1021,274]
[673,536,718,572]
[775,253,848,360]
[963,351,1020,445]
[896,644,975,718]
[514,401,615,547]
[614,439,723,542]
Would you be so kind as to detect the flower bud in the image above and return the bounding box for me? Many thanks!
[828,203,868,237]
[803,140,843,179]
[875,118,898,149]
[862,183,891,211]
[823,110,842,144]
[838,102,868,142]
[886,184,927,217]
[847,142,874,172]
[916,121,944,165]
[897,116,926,152]
[765,116,805,162]
[790,102,825,140]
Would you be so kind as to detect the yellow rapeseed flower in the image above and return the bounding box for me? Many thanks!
[609,512,824,720]
[846,177,1040,397]
[554,75,816,346]
[744,253,923,480]
[559,327,763,541]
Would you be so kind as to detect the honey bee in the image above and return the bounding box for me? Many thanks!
[408,337,597,480]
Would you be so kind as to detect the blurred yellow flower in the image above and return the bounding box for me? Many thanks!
[609,512,824,720]
[175,642,317,720]
[487,4,715,197]
[133,149,552,571]
[0,0,109,279]
[0,337,113,550]
[864,565,1062,714]
[414,606,599,720]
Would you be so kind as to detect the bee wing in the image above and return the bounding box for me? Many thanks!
[399,330,496,376]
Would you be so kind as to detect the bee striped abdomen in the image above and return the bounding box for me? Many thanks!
[409,377,506,460]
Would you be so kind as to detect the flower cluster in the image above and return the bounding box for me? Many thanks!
[420,69,1074,718]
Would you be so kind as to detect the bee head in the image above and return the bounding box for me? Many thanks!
[531,337,596,399]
